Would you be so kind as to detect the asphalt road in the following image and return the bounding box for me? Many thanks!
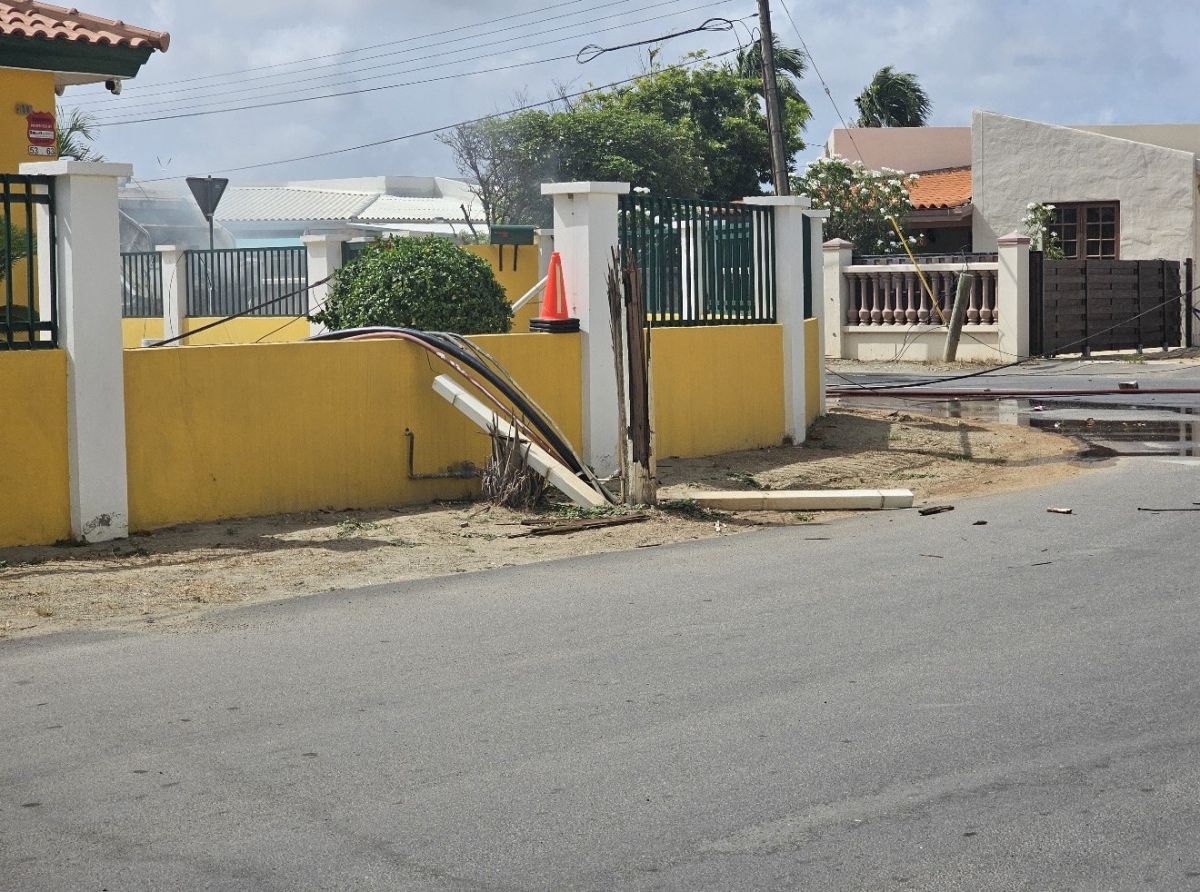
[4,455,1200,891]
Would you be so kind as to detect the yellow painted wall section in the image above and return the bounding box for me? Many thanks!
[464,244,541,332]
[122,317,165,349]
[0,69,56,174]
[0,350,70,546]
[124,333,581,530]
[651,325,786,458]
[805,318,821,428]
[180,316,309,346]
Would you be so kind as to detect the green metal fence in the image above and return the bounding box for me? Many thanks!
[121,251,163,318]
[1,173,57,349]
[618,194,776,326]
[185,247,308,317]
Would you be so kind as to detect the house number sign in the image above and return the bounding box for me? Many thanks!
[27,111,56,157]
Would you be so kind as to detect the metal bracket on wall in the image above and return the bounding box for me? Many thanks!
[404,429,477,480]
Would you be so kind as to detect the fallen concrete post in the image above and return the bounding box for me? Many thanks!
[685,489,914,511]
[432,374,607,509]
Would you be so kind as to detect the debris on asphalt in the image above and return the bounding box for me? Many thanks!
[1032,561,1054,566]
[509,513,651,537]
[973,520,988,526]
[1137,507,1200,512]
[1047,508,1074,515]
[919,553,945,559]
[1118,380,1139,391]
[919,505,955,516]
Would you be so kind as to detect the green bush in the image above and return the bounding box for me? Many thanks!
[312,235,512,334]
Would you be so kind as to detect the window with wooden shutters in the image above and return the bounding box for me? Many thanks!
[1048,202,1119,259]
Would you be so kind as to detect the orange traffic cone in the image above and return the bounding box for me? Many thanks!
[530,251,579,333]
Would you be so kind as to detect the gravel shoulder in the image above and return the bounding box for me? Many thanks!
[0,406,1091,641]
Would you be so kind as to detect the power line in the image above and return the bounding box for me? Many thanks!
[99,0,631,97]
[133,48,742,183]
[777,1,862,161]
[79,0,713,114]
[88,1,735,125]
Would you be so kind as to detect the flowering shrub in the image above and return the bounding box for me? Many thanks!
[793,155,917,255]
[1022,202,1064,259]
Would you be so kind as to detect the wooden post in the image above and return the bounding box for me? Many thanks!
[943,272,975,362]
[757,0,790,197]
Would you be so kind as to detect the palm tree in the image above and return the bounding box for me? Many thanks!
[55,106,106,162]
[735,35,808,105]
[854,66,931,128]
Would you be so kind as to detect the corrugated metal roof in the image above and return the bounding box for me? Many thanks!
[215,187,377,222]
[357,194,483,223]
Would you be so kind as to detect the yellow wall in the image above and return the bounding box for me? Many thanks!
[651,325,786,458]
[123,333,581,530]
[122,317,164,349]
[0,350,70,546]
[0,69,57,174]
[181,316,308,346]
[805,318,821,428]
[463,243,541,332]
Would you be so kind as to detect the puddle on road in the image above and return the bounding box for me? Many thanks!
[840,397,1200,458]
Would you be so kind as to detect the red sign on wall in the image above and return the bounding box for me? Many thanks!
[27,111,56,157]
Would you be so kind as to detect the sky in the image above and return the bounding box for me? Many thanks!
[62,0,1200,192]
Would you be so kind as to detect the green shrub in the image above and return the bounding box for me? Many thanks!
[312,235,512,334]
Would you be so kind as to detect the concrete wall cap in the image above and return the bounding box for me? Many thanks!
[996,232,1032,246]
[823,238,854,249]
[541,182,631,196]
[301,234,346,245]
[741,195,813,208]
[20,160,134,178]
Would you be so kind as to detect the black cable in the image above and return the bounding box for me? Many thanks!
[131,48,742,183]
[147,274,332,347]
[307,327,616,501]
[91,1,734,125]
[577,16,736,63]
[828,275,1199,392]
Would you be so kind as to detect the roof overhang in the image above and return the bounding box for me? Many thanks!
[907,203,973,224]
[0,32,154,81]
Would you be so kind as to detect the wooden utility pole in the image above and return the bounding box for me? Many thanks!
[943,273,975,362]
[757,0,790,196]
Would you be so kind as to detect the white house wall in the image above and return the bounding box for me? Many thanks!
[824,127,971,173]
[972,111,1197,262]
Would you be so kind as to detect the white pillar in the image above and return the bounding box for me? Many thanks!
[997,232,1031,359]
[807,210,829,416]
[21,160,132,542]
[302,234,344,337]
[823,239,853,360]
[742,196,824,442]
[541,181,630,475]
[156,245,187,344]
[536,228,554,282]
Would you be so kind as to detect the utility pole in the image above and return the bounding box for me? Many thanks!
[757,0,790,196]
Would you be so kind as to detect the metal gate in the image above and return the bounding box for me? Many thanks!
[1,173,57,349]
[618,194,777,325]
[1030,254,1182,356]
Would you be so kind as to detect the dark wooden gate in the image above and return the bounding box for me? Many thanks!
[1031,257,1181,356]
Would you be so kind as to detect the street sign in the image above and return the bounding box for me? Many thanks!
[186,176,229,250]
[186,176,229,220]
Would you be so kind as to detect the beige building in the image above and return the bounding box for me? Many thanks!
[823,111,1200,265]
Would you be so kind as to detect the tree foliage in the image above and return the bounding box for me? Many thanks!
[794,156,916,255]
[312,236,512,334]
[0,227,33,283]
[439,53,812,226]
[734,35,808,104]
[55,106,106,162]
[854,66,931,128]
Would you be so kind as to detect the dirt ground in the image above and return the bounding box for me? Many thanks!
[0,406,1090,641]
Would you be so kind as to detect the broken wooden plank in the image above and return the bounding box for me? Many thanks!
[509,513,650,537]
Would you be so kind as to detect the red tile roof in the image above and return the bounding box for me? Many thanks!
[0,1,169,52]
[908,166,971,209]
